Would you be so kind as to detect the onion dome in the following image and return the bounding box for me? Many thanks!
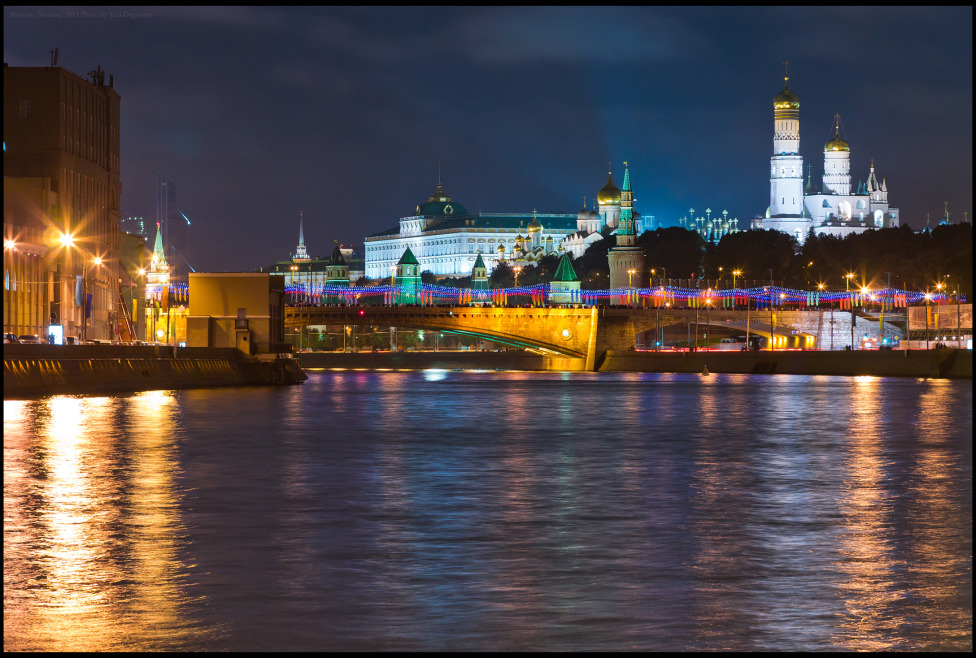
[497,243,505,253]
[825,114,849,152]
[597,171,621,204]
[577,196,591,221]
[773,73,800,121]
[824,134,849,152]
[527,215,542,232]
[773,84,800,110]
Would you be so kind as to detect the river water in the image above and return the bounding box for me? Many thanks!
[3,371,972,651]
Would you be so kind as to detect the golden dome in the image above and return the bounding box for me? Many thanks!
[824,115,849,151]
[527,215,542,232]
[824,135,849,152]
[597,171,621,204]
[773,78,799,109]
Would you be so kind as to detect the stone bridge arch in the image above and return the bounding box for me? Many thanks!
[285,305,601,367]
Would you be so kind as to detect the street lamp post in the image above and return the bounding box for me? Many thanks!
[628,268,635,307]
[651,267,667,289]
[732,269,741,309]
[846,273,855,350]
[925,291,931,350]
[769,269,775,352]
[705,293,711,349]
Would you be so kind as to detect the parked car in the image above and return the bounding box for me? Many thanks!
[17,334,42,344]
[64,336,80,345]
[3,333,19,343]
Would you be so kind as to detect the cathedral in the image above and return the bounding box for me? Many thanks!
[363,165,652,279]
[758,69,900,243]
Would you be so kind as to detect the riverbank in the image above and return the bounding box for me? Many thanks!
[297,348,972,379]
[3,344,306,399]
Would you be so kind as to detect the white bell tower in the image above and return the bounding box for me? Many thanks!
[769,63,804,219]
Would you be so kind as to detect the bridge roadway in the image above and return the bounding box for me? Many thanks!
[284,305,834,370]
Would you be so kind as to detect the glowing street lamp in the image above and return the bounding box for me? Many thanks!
[704,293,712,348]
[846,273,856,350]
[82,255,104,342]
[651,267,666,287]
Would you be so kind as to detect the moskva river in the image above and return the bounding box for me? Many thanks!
[4,371,972,651]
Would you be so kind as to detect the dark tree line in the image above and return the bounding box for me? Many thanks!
[400,224,970,299]
[491,224,970,297]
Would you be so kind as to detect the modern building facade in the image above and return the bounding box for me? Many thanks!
[757,70,900,243]
[156,171,191,282]
[4,61,121,341]
[121,214,148,237]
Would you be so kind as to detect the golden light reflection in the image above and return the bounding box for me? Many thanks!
[832,377,904,650]
[3,392,204,651]
[903,380,972,650]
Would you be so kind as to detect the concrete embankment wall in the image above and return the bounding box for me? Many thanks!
[298,350,563,371]
[3,345,300,398]
[600,348,972,379]
[297,348,970,379]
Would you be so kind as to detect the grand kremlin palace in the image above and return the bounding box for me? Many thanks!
[364,167,652,279]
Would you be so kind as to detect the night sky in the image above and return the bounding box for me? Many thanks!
[4,6,972,273]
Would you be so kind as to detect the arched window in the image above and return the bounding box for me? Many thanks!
[874,210,884,228]
[856,200,866,209]
[10,268,15,291]
[4,269,8,290]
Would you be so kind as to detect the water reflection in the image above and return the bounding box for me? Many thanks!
[4,374,971,651]
[3,392,208,651]
[904,380,973,650]
[833,376,905,650]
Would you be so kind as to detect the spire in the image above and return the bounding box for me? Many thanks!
[866,160,880,193]
[622,161,631,192]
[397,245,419,266]
[329,241,346,266]
[293,210,310,261]
[941,201,950,225]
[152,221,166,263]
[804,163,818,195]
[552,253,579,282]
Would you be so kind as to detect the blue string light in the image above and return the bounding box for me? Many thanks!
[273,281,955,305]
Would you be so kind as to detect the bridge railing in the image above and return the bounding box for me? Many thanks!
[283,282,952,311]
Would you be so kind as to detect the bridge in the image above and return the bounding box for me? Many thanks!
[283,306,852,370]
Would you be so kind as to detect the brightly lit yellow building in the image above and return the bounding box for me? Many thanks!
[186,272,285,354]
